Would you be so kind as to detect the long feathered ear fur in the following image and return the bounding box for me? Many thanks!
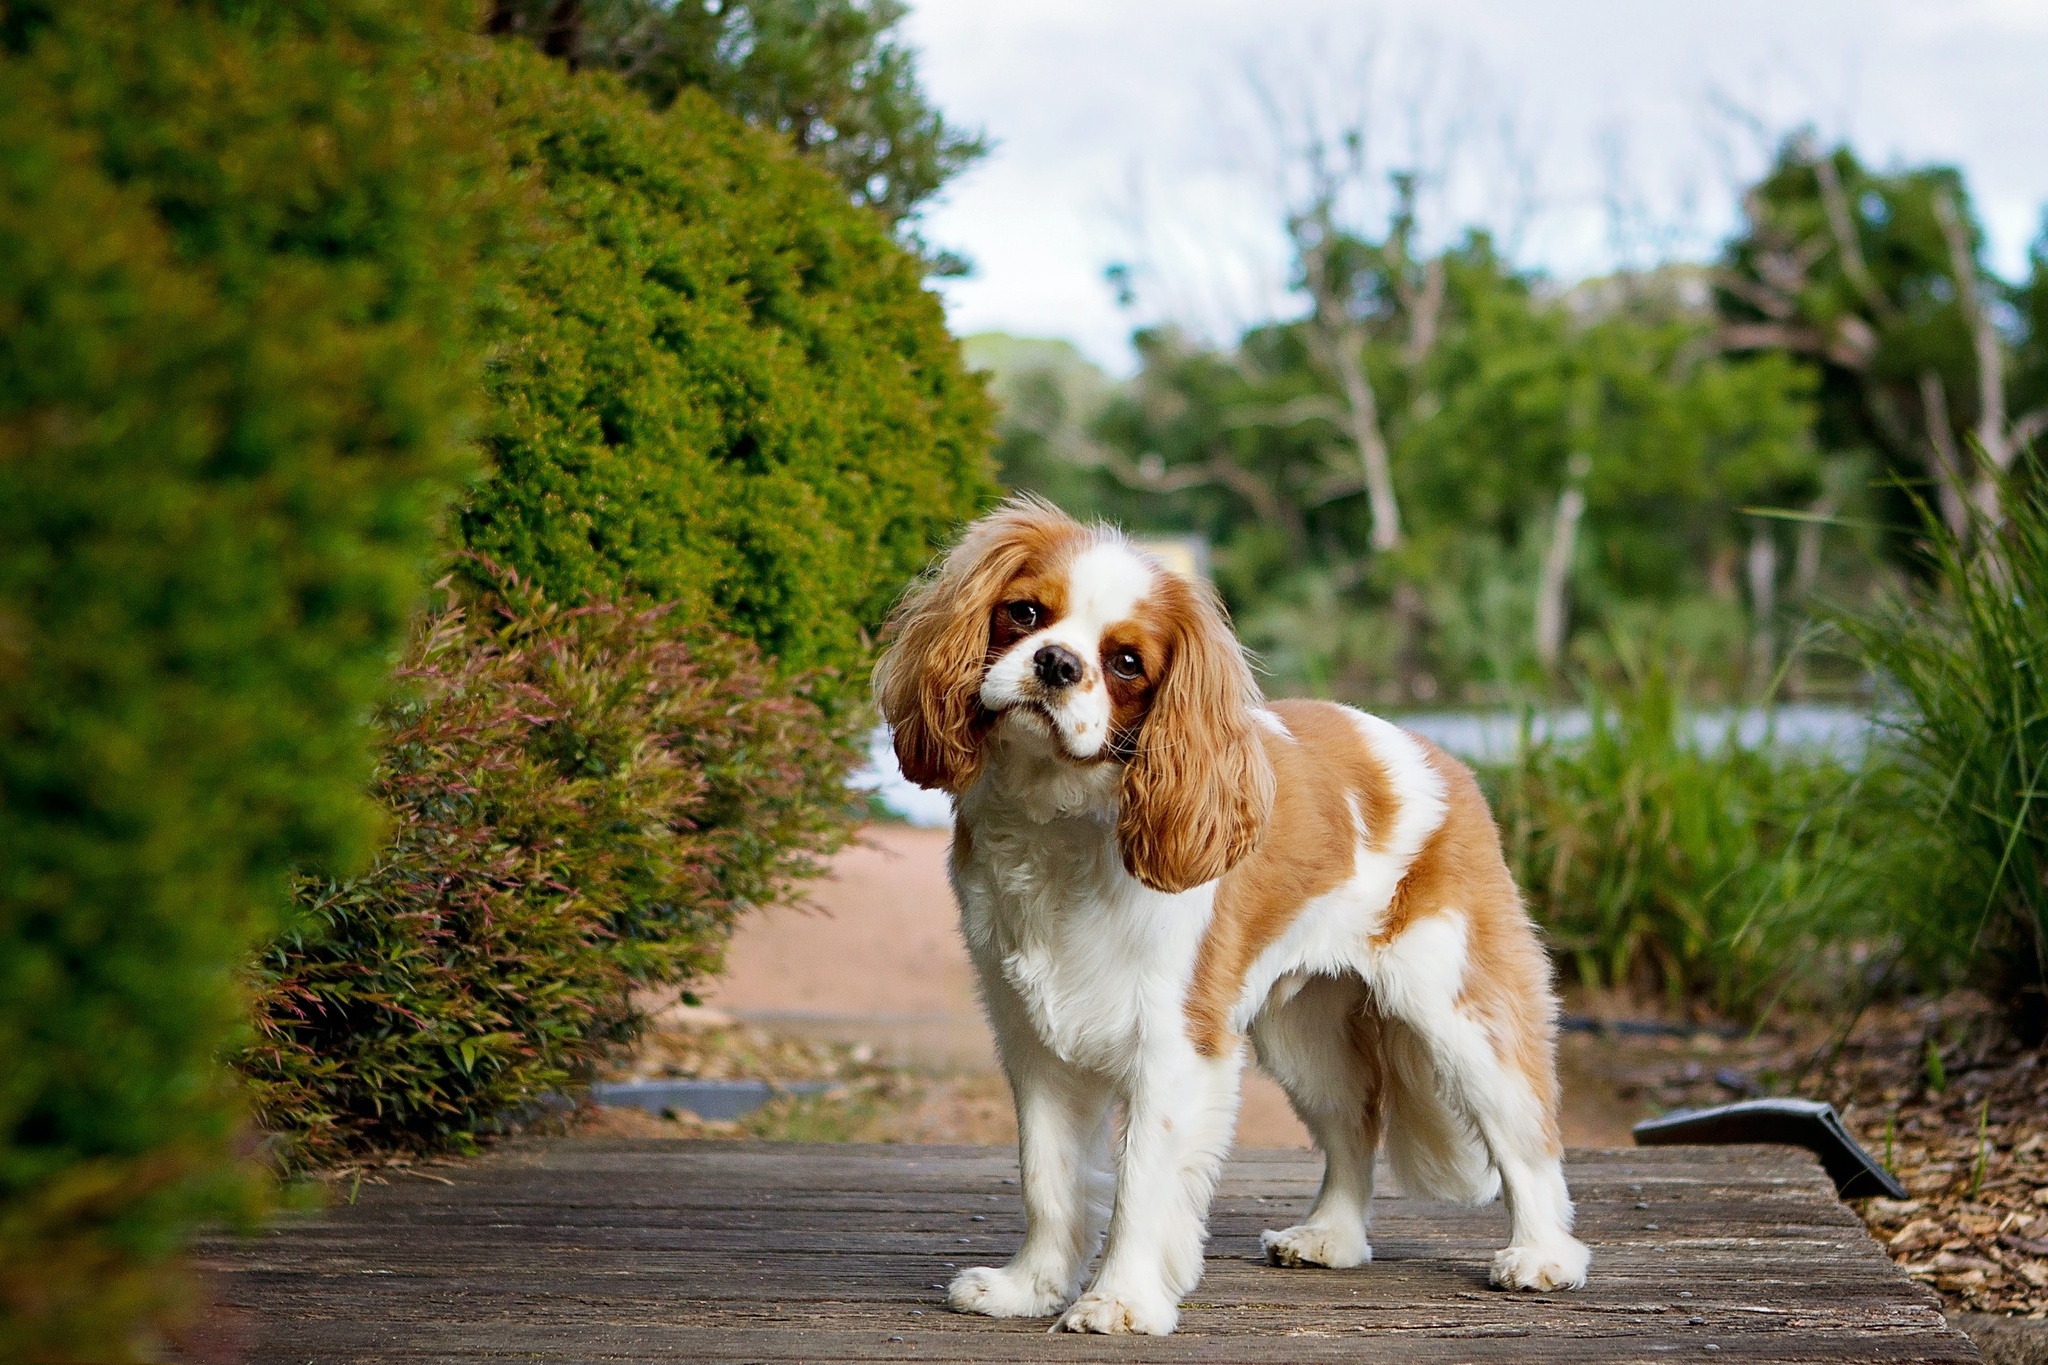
[873,497,1082,794]
[1117,573,1275,893]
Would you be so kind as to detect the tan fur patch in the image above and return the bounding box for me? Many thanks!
[873,498,1090,794]
[1182,700,1398,1057]
[1381,740,1563,1157]
[1114,571,1274,893]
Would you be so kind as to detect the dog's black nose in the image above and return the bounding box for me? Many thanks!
[1033,643,1085,690]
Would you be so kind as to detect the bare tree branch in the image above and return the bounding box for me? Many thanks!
[1534,483,1585,671]
[1718,321,1829,354]
[1713,266,1801,322]
[1807,145,1895,321]
[1792,489,1840,602]
[1747,526,1779,697]
[1220,395,1346,430]
[1919,369,1973,541]
[1402,254,1446,370]
[1933,192,2015,531]
[1715,318,1875,370]
[1294,190,1404,552]
[1745,202,1833,299]
[1302,471,1368,507]
[1088,439,1310,547]
[2013,407,2048,453]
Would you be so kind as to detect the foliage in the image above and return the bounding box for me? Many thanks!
[240,36,989,1172]
[2016,232,2048,430]
[1717,139,2048,552]
[485,0,986,259]
[0,0,494,1357]
[990,136,2048,708]
[1487,657,1878,1016]
[456,42,995,703]
[1837,458,2048,1036]
[997,241,1832,702]
[240,569,857,1170]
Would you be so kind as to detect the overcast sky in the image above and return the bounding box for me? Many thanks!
[901,0,2048,374]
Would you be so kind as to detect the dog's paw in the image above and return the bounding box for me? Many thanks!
[1489,1238,1590,1291]
[1261,1222,1372,1269]
[1053,1287,1178,1336]
[947,1265,1066,1318]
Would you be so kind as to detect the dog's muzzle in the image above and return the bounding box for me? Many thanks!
[1033,643,1085,691]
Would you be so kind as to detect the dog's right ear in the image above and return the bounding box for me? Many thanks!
[873,498,1078,794]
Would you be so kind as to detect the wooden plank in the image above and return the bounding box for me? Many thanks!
[182,1142,1977,1364]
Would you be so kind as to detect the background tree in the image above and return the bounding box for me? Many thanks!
[485,0,987,268]
[993,219,1822,703]
[1716,138,2048,543]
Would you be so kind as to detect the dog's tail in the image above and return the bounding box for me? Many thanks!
[1378,1018,1501,1206]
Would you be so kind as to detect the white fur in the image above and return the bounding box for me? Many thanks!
[1251,707,1293,738]
[950,719,1243,1335]
[924,539,1587,1336]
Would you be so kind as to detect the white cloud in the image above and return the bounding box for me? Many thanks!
[902,0,2048,374]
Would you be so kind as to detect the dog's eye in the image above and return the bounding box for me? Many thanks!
[1005,601,1042,630]
[1108,648,1144,681]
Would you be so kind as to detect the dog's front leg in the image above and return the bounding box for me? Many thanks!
[1056,1049,1244,1336]
[949,986,1113,1318]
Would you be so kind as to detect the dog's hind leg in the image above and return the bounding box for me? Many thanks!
[1369,914,1589,1292]
[1249,972,1383,1269]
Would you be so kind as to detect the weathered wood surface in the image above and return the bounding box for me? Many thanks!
[186,1141,1977,1363]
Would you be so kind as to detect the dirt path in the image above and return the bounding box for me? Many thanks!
[698,823,1639,1150]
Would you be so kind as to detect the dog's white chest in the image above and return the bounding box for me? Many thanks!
[952,810,1200,1075]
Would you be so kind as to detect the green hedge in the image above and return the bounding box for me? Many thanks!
[2,14,992,1350]
[241,568,855,1168]
[0,1,493,1357]
[457,43,996,697]
[232,39,996,1170]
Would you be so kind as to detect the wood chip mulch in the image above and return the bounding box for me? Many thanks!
[1616,994,2047,1319]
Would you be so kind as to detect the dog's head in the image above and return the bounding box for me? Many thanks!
[874,497,1274,893]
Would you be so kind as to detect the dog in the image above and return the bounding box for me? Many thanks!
[873,497,1589,1336]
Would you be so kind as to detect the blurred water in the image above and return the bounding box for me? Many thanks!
[847,725,955,827]
[851,705,1873,826]
[1397,704,1873,766]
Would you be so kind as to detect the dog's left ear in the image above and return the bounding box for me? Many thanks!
[874,499,1079,794]
[1118,575,1275,893]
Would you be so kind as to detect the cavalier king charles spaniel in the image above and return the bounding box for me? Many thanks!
[874,497,1588,1336]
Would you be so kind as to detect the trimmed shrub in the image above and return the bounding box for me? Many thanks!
[239,568,855,1169]
[234,41,992,1171]
[0,1,495,1357]
[457,43,996,700]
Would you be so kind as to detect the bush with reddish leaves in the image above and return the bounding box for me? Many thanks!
[238,567,856,1169]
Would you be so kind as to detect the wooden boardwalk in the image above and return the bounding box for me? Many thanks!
[187,1141,1978,1363]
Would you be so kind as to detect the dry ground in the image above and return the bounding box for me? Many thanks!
[1605,994,2047,1320]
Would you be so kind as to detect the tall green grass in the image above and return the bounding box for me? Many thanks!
[1488,657,1881,1017]
[1838,464,2048,1034]
[1490,459,2048,1031]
